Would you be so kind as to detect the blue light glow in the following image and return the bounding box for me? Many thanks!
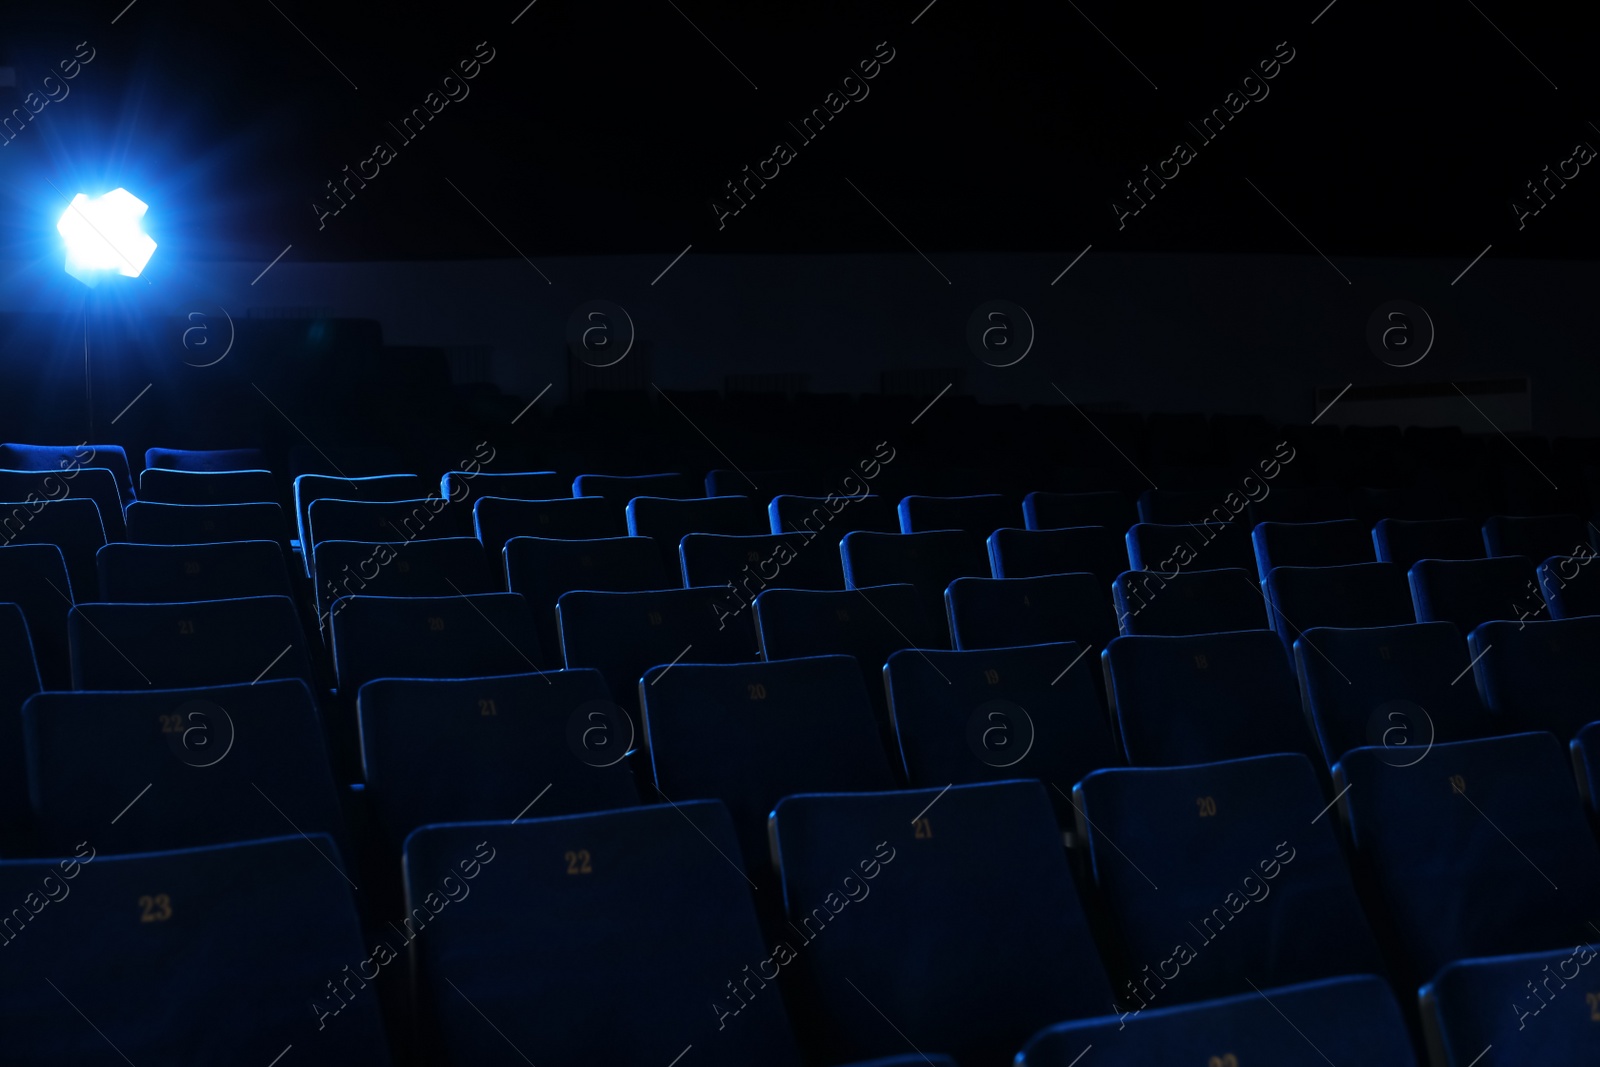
[57,188,157,286]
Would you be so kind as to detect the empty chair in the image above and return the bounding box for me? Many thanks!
[897,493,1015,535]
[571,472,698,508]
[358,670,638,844]
[1019,975,1417,1066]
[1251,518,1373,579]
[505,536,669,667]
[70,596,314,690]
[315,537,496,625]
[885,641,1119,821]
[24,679,342,855]
[769,493,899,538]
[1468,616,1600,739]
[440,469,565,502]
[124,501,289,549]
[475,495,626,555]
[144,445,266,471]
[1126,521,1256,573]
[641,656,896,869]
[1538,553,1600,618]
[331,593,545,694]
[1074,753,1383,1005]
[98,540,293,602]
[403,803,802,1066]
[771,780,1111,1065]
[293,472,427,565]
[680,531,843,591]
[138,467,276,505]
[1410,555,1542,633]
[0,497,106,601]
[1482,513,1589,562]
[1104,629,1320,765]
[1296,621,1495,768]
[841,529,988,629]
[0,835,390,1064]
[0,466,126,539]
[0,543,74,688]
[627,495,767,571]
[1113,567,1267,636]
[0,603,42,849]
[0,441,134,504]
[1373,517,1484,570]
[1335,731,1600,983]
[1022,490,1137,531]
[945,573,1118,651]
[307,496,471,551]
[987,525,1126,585]
[1423,946,1597,1067]
[1262,562,1416,656]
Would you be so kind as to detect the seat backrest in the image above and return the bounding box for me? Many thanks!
[70,595,314,690]
[138,468,276,505]
[0,835,389,1064]
[358,670,638,845]
[1113,567,1268,636]
[1423,947,1597,1067]
[124,501,289,550]
[0,442,133,504]
[771,780,1111,1065]
[144,446,265,471]
[1022,490,1137,531]
[1246,484,1353,524]
[679,531,843,591]
[0,497,107,598]
[1481,513,1590,563]
[97,540,292,602]
[896,493,1015,535]
[571,472,698,508]
[1410,554,1541,634]
[314,537,496,626]
[293,472,427,559]
[0,467,126,539]
[331,593,544,693]
[1538,553,1600,619]
[1251,518,1373,579]
[440,469,565,502]
[945,573,1117,651]
[1372,517,1484,570]
[23,679,342,855]
[475,495,626,555]
[987,525,1125,584]
[706,468,828,497]
[402,803,801,1066]
[307,496,470,552]
[1136,488,1234,525]
[1262,561,1415,656]
[768,494,899,539]
[841,529,987,628]
[1126,521,1256,573]
[626,495,767,570]
[0,543,73,688]
[1574,721,1600,815]
[1468,616,1600,739]
[505,536,670,656]
[0,602,42,849]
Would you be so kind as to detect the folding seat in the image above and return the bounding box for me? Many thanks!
[144,445,266,471]
[440,469,565,502]
[1538,553,1600,618]
[1023,489,1137,531]
[1334,731,1600,983]
[1262,562,1416,656]
[0,603,42,849]
[1104,630,1320,765]
[1410,555,1542,633]
[331,593,545,694]
[841,529,988,629]
[403,804,802,1066]
[124,501,289,551]
[0,497,106,602]
[0,441,134,504]
[1467,616,1600,739]
[0,835,390,1064]
[885,641,1119,821]
[1018,975,1417,1066]
[640,656,896,870]
[1112,567,1268,637]
[1245,484,1353,524]
[627,495,767,571]
[0,467,126,539]
[70,595,314,690]
[359,670,638,845]
[1372,517,1484,570]
[987,525,1126,585]
[770,780,1111,1066]
[897,493,1016,535]
[1422,946,1598,1067]
[1296,621,1495,768]
[138,467,276,505]
[1482,513,1590,562]
[23,679,343,855]
[571,472,699,509]
[475,495,626,556]
[1126,521,1256,574]
[1251,518,1374,579]
[312,538,494,639]
[769,493,899,538]
[0,543,73,688]
[307,496,471,552]
[946,573,1118,652]
[505,536,670,663]
[680,531,843,591]
[1136,488,1230,525]
[293,472,427,564]
[1074,753,1383,1005]
[98,540,293,603]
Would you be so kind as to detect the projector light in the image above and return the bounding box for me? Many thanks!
[57,188,157,285]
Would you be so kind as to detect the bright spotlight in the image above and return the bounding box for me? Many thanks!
[57,188,157,286]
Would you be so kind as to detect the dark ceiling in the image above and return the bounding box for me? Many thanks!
[2,0,1594,261]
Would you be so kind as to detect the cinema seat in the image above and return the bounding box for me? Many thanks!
[1251,518,1373,579]
[1482,513,1589,563]
[841,529,988,625]
[144,446,266,471]
[124,501,289,550]
[402,803,802,1066]
[505,535,669,653]
[1246,484,1353,524]
[440,469,565,502]
[571,472,699,508]
[680,531,842,590]
[1262,562,1416,656]
[1372,517,1484,570]
[1467,616,1600,739]
[640,655,896,871]
[70,595,314,690]
[0,442,134,504]
[0,835,390,1064]
[0,543,74,688]
[307,496,471,549]
[706,468,826,497]
[1422,946,1598,1067]
[1074,753,1382,1004]
[1112,567,1268,636]
[138,468,276,505]
[945,573,1118,652]
[97,540,293,603]
[1022,490,1137,531]
[1104,629,1320,766]
[1018,975,1416,1066]
[0,467,126,539]
[626,495,767,571]
[897,493,1015,534]
[1334,731,1600,983]
[331,593,545,693]
[986,525,1126,585]
[770,780,1111,1065]
[23,679,343,855]
[1126,522,1256,574]
[0,497,106,602]
[474,495,626,555]
[0,603,41,848]
[1572,721,1600,815]
[884,641,1119,820]
[769,494,899,538]
[314,537,496,624]
[1410,555,1541,633]
[1537,554,1600,619]
[358,670,638,844]
[1137,488,1239,525]
[294,472,428,567]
